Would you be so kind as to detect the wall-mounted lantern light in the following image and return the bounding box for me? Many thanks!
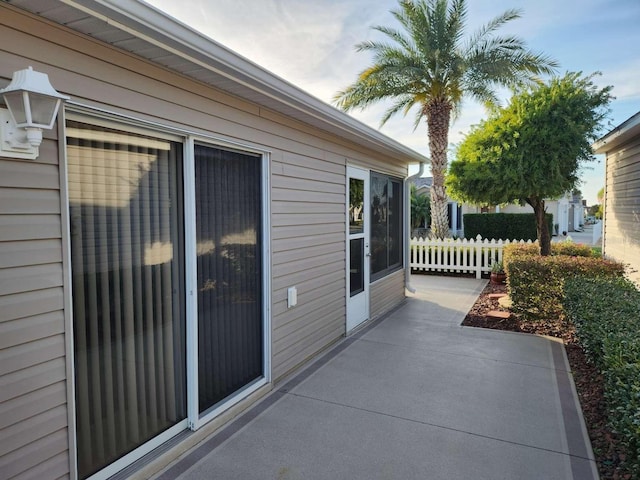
[0,66,69,159]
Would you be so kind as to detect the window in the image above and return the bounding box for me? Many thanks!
[447,203,462,230]
[370,171,403,281]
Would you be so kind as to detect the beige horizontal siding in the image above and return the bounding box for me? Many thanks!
[0,334,65,378]
[274,299,344,349]
[272,201,345,215]
[0,311,65,350]
[0,429,68,479]
[272,241,343,266]
[270,145,346,379]
[604,134,640,285]
[273,159,345,182]
[0,188,60,215]
[272,259,343,291]
[0,287,64,324]
[0,358,66,404]
[0,215,62,242]
[0,263,63,297]
[0,240,62,269]
[0,67,68,477]
[0,159,60,190]
[5,448,69,480]
[272,232,344,253]
[273,277,345,320]
[0,382,66,430]
[272,222,344,241]
[273,321,345,381]
[370,270,406,320]
[16,452,69,480]
[274,300,344,343]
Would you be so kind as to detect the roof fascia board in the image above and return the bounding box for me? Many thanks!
[593,111,640,153]
[59,0,427,162]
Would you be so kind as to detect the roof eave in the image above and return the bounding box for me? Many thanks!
[50,0,428,163]
[593,111,640,153]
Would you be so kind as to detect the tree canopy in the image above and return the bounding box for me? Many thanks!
[447,72,612,254]
[334,0,557,239]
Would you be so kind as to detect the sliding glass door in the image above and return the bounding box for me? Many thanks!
[194,145,264,414]
[67,122,187,479]
[67,120,267,478]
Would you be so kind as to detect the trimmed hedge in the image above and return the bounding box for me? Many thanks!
[503,243,624,320]
[463,213,553,241]
[564,277,640,476]
[504,242,595,258]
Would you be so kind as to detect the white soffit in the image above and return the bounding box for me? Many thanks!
[6,0,428,164]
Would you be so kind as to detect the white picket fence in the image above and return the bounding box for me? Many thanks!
[410,235,534,279]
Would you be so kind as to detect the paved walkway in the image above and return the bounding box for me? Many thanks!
[153,275,598,480]
[553,223,601,246]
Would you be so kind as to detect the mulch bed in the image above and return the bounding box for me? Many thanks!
[462,281,631,480]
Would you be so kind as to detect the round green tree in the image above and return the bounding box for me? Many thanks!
[447,72,612,255]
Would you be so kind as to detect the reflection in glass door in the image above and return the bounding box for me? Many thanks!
[346,166,370,332]
[194,145,264,415]
[67,121,187,479]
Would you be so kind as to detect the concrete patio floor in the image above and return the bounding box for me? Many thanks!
[152,275,598,480]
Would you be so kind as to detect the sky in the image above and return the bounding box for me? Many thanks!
[146,0,640,205]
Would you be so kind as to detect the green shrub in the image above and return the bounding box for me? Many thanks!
[463,213,553,241]
[503,244,624,320]
[564,277,639,368]
[564,277,640,476]
[502,241,593,261]
[551,241,594,257]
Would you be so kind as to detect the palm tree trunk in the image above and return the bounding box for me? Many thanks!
[425,98,452,240]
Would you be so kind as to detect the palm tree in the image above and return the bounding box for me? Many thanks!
[410,184,430,230]
[334,0,558,239]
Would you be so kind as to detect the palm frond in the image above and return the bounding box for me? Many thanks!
[334,0,558,136]
[371,25,417,55]
[464,33,559,91]
[464,8,521,51]
[445,0,467,48]
[381,96,419,126]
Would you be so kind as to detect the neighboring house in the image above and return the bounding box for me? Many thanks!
[411,177,464,236]
[484,191,586,236]
[411,176,585,238]
[593,111,640,284]
[0,2,428,480]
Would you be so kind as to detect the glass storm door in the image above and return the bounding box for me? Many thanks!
[346,166,370,332]
[194,144,264,415]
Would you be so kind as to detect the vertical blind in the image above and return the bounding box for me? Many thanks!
[195,144,263,413]
[67,122,186,479]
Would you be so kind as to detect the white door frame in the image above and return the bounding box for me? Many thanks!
[346,166,370,332]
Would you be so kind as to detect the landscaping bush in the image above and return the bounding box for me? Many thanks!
[502,243,624,320]
[503,241,594,260]
[551,241,594,257]
[463,213,552,241]
[564,277,640,476]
